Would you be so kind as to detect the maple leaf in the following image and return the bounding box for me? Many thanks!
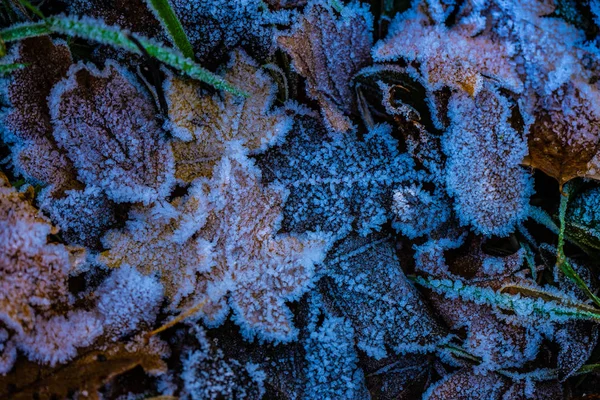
[49,60,175,204]
[277,0,373,132]
[103,155,328,341]
[165,49,290,182]
[257,116,418,239]
[523,80,600,188]
[320,232,449,359]
[443,87,533,236]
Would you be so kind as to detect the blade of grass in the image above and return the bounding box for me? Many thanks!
[556,182,600,308]
[0,61,26,74]
[16,0,44,19]
[144,0,194,59]
[0,17,247,96]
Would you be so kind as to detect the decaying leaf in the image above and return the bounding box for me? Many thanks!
[0,338,167,400]
[50,60,175,204]
[165,49,290,181]
[443,87,533,236]
[277,0,373,131]
[321,232,449,359]
[523,80,600,188]
[257,116,418,239]
[103,155,328,341]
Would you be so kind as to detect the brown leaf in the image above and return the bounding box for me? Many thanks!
[0,340,167,400]
[277,1,373,131]
[165,50,289,182]
[523,80,600,188]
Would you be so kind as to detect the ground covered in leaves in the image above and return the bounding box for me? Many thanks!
[2,0,600,399]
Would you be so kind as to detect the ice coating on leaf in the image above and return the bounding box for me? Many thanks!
[39,186,117,248]
[95,266,164,340]
[373,5,522,95]
[321,232,449,359]
[181,326,266,400]
[277,0,373,132]
[165,49,291,181]
[103,155,328,341]
[524,81,600,187]
[555,321,598,381]
[0,173,73,336]
[257,117,418,239]
[392,184,452,239]
[443,88,533,236]
[49,61,175,204]
[100,191,214,307]
[198,156,329,341]
[423,368,508,400]
[170,0,273,64]
[1,37,79,192]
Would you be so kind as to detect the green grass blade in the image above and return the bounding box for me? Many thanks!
[0,21,49,42]
[17,0,45,19]
[144,0,194,59]
[46,16,247,96]
[0,62,26,74]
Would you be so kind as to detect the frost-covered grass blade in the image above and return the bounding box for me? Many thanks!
[144,0,194,59]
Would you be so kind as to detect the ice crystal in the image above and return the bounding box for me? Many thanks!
[321,232,448,359]
[165,49,290,181]
[257,116,418,239]
[278,0,373,131]
[443,87,533,236]
[49,61,175,204]
[392,184,452,239]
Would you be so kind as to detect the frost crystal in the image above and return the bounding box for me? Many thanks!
[443,87,533,236]
[258,117,418,239]
[278,0,373,131]
[50,61,175,204]
[165,50,291,181]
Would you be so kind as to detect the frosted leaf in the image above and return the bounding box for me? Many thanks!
[565,186,600,250]
[321,232,449,359]
[95,266,164,340]
[2,37,72,144]
[165,49,291,181]
[523,80,600,187]
[194,156,329,341]
[39,186,116,248]
[0,173,75,335]
[443,87,533,236]
[373,5,522,96]
[170,0,274,64]
[257,117,418,239]
[181,326,266,400]
[423,368,508,400]
[555,321,598,381]
[1,37,79,192]
[362,353,434,399]
[100,190,214,307]
[277,0,373,131]
[49,61,175,204]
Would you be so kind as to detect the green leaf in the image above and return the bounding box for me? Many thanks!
[17,0,45,19]
[144,0,195,59]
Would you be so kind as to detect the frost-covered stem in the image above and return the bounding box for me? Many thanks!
[414,276,600,322]
[0,63,27,75]
[146,300,206,339]
[521,241,537,280]
[0,22,50,42]
[528,206,559,234]
[144,0,195,60]
[330,0,344,12]
[556,182,600,308]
